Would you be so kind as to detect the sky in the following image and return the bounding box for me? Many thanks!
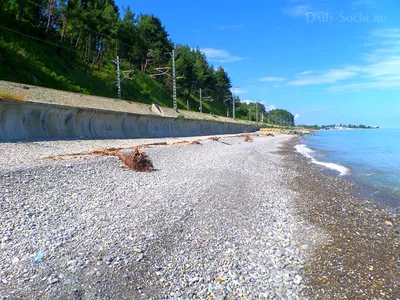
[115,0,400,127]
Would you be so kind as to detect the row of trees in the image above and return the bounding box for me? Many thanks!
[0,0,295,124]
[0,0,234,106]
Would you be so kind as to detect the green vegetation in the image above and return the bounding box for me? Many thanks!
[177,114,185,119]
[265,109,295,126]
[0,0,294,122]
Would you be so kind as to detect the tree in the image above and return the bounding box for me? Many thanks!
[136,14,173,73]
[267,109,295,126]
[214,66,231,103]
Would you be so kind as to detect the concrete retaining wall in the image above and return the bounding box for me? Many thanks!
[0,101,258,141]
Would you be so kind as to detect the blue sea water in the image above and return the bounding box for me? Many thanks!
[296,128,400,209]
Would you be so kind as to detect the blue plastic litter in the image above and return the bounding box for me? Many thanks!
[33,249,45,264]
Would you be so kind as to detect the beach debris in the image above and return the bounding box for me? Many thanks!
[116,147,153,172]
[384,221,393,226]
[170,141,191,146]
[142,142,168,147]
[241,134,253,143]
[190,140,202,145]
[216,277,225,283]
[262,132,275,137]
[209,137,220,142]
[33,249,45,264]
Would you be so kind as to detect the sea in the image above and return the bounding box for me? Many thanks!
[295,128,400,211]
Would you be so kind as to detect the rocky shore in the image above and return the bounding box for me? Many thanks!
[281,138,400,299]
[0,133,398,299]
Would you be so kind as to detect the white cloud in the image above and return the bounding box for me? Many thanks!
[201,48,243,63]
[289,69,357,86]
[283,0,325,18]
[299,70,316,75]
[326,28,400,92]
[281,28,400,93]
[259,77,286,82]
[294,114,300,119]
[216,24,244,30]
[231,87,247,94]
[371,28,400,39]
[284,4,314,17]
[264,104,276,111]
[352,0,376,5]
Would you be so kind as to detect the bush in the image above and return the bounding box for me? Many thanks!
[177,114,185,119]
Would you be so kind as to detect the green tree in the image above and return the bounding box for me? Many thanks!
[214,66,231,103]
[267,109,295,126]
[136,14,173,73]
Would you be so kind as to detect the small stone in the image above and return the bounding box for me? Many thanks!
[294,275,302,285]
[48,275,59,284]
[189,277,200,285]
[384,221,393,226]
[67,260,77,266]
[133,248,142,253]
[12,257,19,264]
[137,253,144,262]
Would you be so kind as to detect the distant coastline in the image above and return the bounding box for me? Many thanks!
[297,124,379,130]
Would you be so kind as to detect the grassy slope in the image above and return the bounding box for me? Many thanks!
[0,31,243,118]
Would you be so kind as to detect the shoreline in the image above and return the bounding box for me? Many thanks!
[296,129,400,213]
[0,133,398,299]
[282,137,400,299]
[296,140,400,214]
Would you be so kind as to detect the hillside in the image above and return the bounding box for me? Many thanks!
[0,29,236,117]
[0,0,297,124]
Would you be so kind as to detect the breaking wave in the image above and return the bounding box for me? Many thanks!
[295,144,350,176]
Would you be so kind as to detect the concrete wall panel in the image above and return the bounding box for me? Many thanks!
[0,101,257,141]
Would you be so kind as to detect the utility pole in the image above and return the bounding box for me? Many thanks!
[256,103,259,123]
[232,93,235,119]
[186,99,189,110]
[116,56,121,99]
[165,49,178,110]
[227,108,229,117]
[247,108,252,121]
[172,49,177,111]
[111,55,122,99]
[199,88,202,113]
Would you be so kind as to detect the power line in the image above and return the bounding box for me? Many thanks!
[0,25,77,53]
[13,0,141,52]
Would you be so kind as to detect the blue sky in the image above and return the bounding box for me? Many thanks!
[116,0,400,127]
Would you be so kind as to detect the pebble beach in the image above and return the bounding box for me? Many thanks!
[0,133,399,299]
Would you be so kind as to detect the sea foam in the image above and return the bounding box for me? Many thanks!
[295,144,350,176]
